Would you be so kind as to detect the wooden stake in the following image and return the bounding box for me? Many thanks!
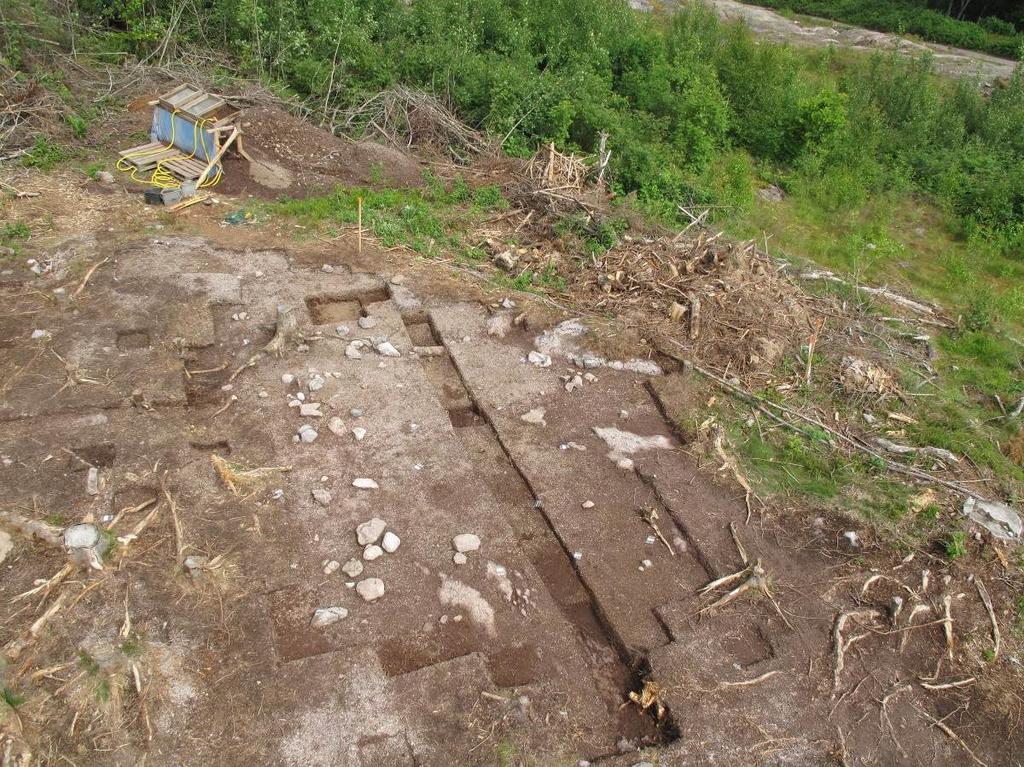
[357,196,363,255]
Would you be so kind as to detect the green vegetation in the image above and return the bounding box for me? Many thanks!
[271,171,506,255]
[750,1,1022,58]
[1,687,24,710]
[20,136,66,171]
[944,529,968,559]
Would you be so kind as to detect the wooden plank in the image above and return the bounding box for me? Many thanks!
[118,141,164,157]
[122,148,185,171]
[196,128,239,186]
[169,194,211,213]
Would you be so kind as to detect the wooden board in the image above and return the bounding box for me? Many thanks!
[118,143,183,171]
[162,156,211,181]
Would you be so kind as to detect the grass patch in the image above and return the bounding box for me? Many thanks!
[20,136,66,171]
[271,176,509,257]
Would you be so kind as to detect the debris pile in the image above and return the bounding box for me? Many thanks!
[340,86,489,161]
[567,232,817,376]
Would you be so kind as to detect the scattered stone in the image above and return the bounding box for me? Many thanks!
[375,340,400,357]
[258,390,269,398]
[963,497,1022,541]
[30,329,50,340]
[0,530,14,565]
[321,264,334,273]
[564,374,584,393]
[272,488,284,500]
[356,578,385,601]
[358,316,377,330]
[363,544,384,561]
[500,298,516,309]
[520,408,547,426]
[299,402,323,417]
[336,324,350,337]
[311,487,332,506]
[452,533,481,553]
[527,351,551,367]
[381,531,401,553]
[843,531,861,549]
[487,313,513,338]
[183,555,209,573]
[453,552,468,565]
[346,340,365,359]
[582,500,595,509]
[281,373,295,385]
[322,560,340,575]
[64,523,107,569]
[356,517,387,545]
[310,606,348,627]
[342,558,364,577]
[307,374,326,392]
[757,184,785,203]
[350,408,364,418]
[353,477,379,490]
[296,392,306,401]
[96,170,115,183]
[297,424,318,443]
[572,550,582,560]
[352,426,367,441]
[494,250,517,271]
[86,466,100,496]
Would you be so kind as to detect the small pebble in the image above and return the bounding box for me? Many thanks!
[353,477,379,490]
[322,560,340,575]
[363,544,384,561]
[310,606,347,627]
[582,500,595,509]
[381,531,401,553]
[453,552,468,565]
[356,578,385,602]
[452,533,481,553]
[356,518,386,545]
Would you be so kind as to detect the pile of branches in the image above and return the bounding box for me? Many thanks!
[0,70,62,152]
[527,142,589,191]
[564,229,823,377]
[338,86,489,162]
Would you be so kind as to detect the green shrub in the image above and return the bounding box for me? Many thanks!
[944,530,967,559]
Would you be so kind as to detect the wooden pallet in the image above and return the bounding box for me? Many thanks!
[118,141,182,171]
[161,155,209,181]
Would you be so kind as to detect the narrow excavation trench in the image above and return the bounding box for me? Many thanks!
[406,310,680,747]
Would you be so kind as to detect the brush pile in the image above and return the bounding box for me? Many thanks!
[527,142,589,191]
[339,86,490,161]
[564,230,821,377]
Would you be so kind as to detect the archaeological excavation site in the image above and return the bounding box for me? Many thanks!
[3,1,1024,765]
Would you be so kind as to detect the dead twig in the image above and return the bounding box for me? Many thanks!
[71,257,110,299]
[832,609,883,691]
[917,707,989,767]
[973,578,999,660]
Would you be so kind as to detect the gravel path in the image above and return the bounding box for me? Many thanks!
[632,0,1017,83]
